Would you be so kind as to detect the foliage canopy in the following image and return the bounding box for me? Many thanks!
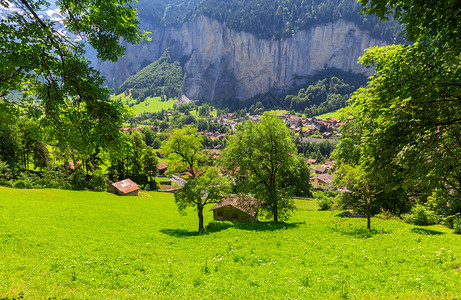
[0,0,148,153]
[335,0,461,222]
[221,113,304,221]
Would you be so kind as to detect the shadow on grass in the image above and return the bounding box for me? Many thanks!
[331,226,391,238]
[335,211,365,218]
[160,221,302,237]
[231,221,302,231]
[411,228,444,235]
[160,222,233,237]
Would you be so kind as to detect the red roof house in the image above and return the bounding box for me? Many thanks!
[108,179,140,196]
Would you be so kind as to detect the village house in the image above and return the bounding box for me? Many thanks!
[157,161,168,175]
[209,194,260,222]
[314,166,328,174]
[107,179,140,196]
[307,159,317,165]
[310,173,334,190]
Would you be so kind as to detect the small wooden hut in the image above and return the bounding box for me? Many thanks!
[107,179,140,196]
[209,194,260,222]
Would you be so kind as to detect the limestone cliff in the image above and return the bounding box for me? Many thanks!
[98,16,386,102]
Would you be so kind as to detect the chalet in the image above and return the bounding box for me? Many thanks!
[157,161,168,175]
[324,160,336,166]
[314,166,328,174]
[310,173,334,190]
[108,179,140,196]
[307,159,317,165]
[209,194,260,222]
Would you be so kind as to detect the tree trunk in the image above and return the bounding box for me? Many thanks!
[198,206,204,233]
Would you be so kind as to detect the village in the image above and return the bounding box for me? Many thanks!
[105,108,342,225]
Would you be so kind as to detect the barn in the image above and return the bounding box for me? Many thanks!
[107,179,140,196]
[209,194,260,222]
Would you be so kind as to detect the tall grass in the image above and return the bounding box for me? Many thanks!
[0,187,460,299]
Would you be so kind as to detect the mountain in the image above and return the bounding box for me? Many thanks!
[2,0,403,103]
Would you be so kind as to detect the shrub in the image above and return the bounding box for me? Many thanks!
[403,205,439,226]
[0,160,12,180]
[318,198,333,211]
[89,170,106,192]
[13,180,27,189]
[70,167,87,190]
[19,173,39,189]
[312,191,324,199]
[0,180,13,187]
[453,217,461,234]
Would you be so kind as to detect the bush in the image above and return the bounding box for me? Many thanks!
[312,191,324,199]
[70,167,87,190]
[453,217,461,234]
[0,180,13,187]
[89,170,106,192]
[13,180,27,189]
[318,198,333,211]
[403,205,439,226]
[19,173,39,189]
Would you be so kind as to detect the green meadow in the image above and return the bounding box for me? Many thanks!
[317,110,342,120]
[111,93,176,114]
[0,187,460,299]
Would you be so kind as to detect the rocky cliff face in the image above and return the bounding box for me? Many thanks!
[98,16,385,102]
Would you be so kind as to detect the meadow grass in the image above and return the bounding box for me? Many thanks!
[111,93,176,114]
[266,109,289,116]
[317,110,342,120]
[0,187,460,299]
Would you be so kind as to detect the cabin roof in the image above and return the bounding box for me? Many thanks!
[112,179,139,194]
[210,194,260,216]
[310,173,334,184]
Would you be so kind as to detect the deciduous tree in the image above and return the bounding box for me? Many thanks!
[0,0,149,153]
[174,167,230,233]
[335,0,461,225]
[221,113,303,221]
[160,125,205,178]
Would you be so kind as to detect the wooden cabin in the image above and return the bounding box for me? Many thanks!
[209,194,260,222]
[107,179,140,196]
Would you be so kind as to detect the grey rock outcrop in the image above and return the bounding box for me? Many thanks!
[97,16,385,102]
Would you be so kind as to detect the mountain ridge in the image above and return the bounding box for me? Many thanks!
[100,16,386,102]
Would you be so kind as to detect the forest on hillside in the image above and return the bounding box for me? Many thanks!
[116,50,184,101]
[135,0,404,42]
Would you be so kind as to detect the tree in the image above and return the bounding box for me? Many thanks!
[0,0,148,154]
[129,130,146,177]
[174,167,230,233]
[280,155,312,198]
[160,125,205,179]
[221,113,301,221]
[335,0,461,225]
[142,146,158,182]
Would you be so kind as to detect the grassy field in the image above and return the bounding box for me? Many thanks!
[0,187,460,299]
[317,110,342,120]
[111,93,176,114]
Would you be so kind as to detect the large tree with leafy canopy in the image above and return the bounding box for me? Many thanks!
[0,0,149,154]
[160,125,205,179]
[334,0,461,222]
[174,166,230,233]
[161,126,227,232]
[220,113,302,222]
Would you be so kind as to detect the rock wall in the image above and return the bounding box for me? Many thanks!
[97,16,385,102]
